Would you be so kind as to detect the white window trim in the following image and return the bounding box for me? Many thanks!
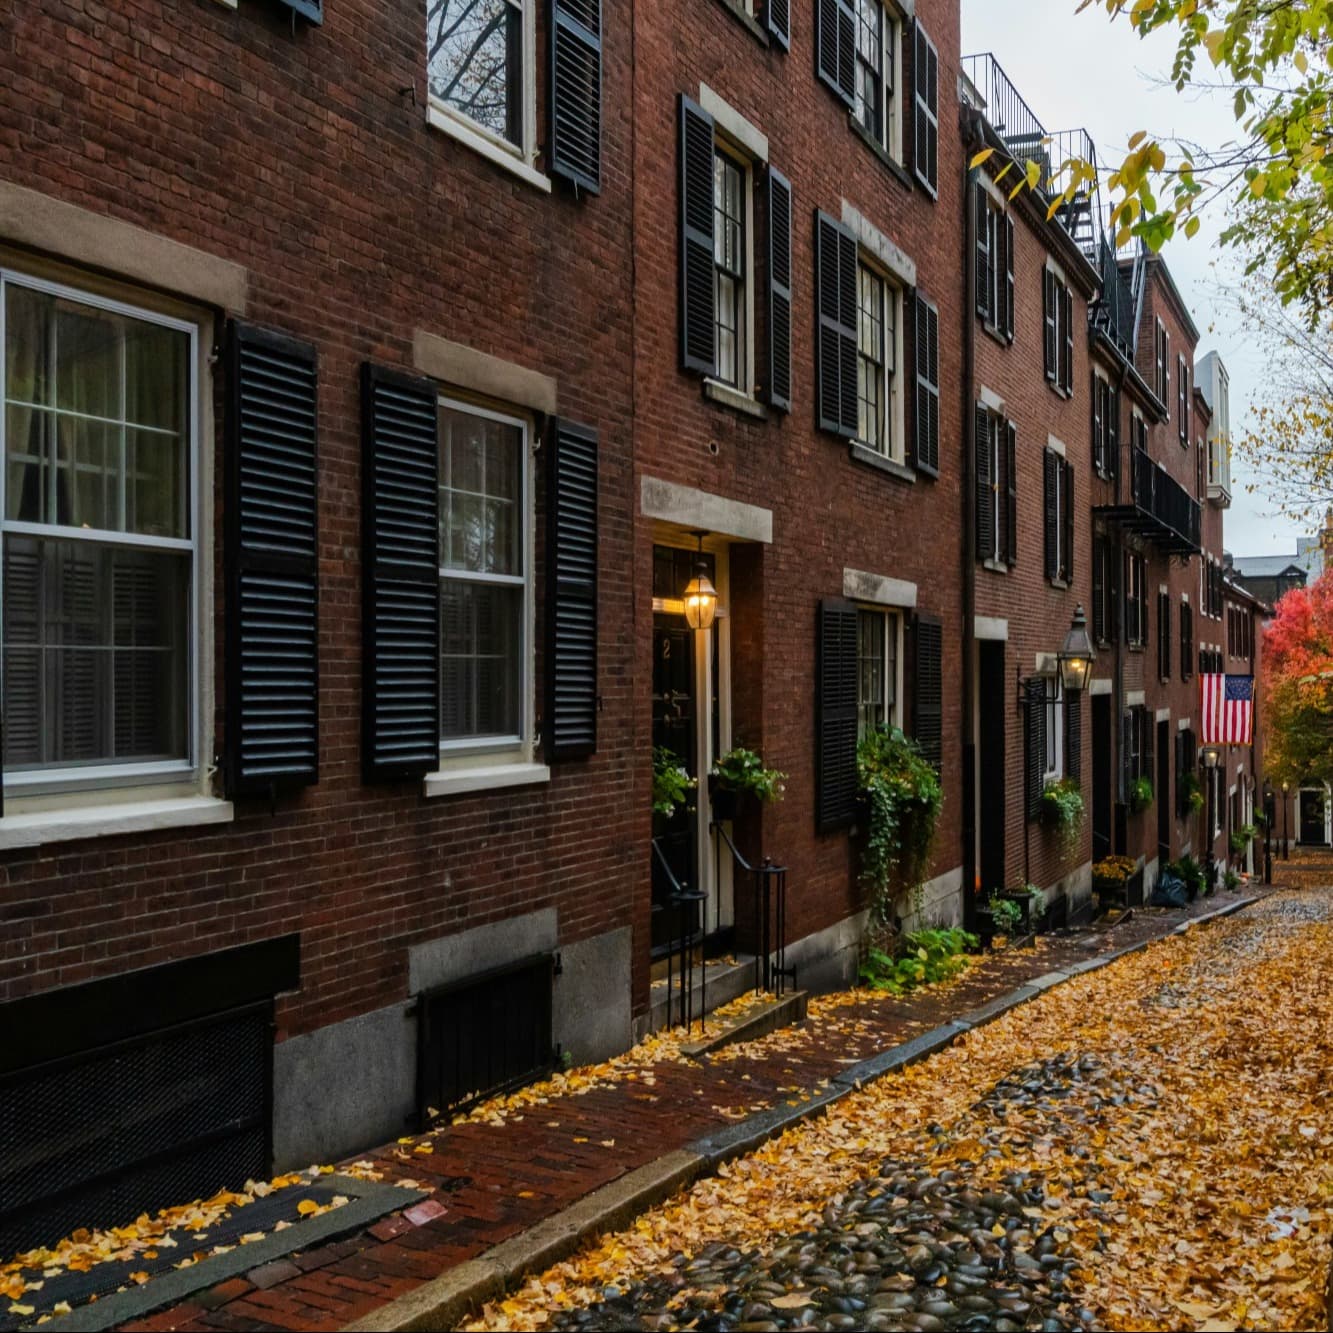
[855,605,904,737]
[855,255,906,465]
[854,1,906,163]
[705,136,757,400]
[1042,678,1064,784]
[0,795,233,851]
[425,0,550,194]
[0,267,212,811]
[427,395,538,792]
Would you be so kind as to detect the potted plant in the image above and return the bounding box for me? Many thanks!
[987,893,1023,946]
[652,746,696,818]
[708,746,786,821]
[1223,868,1242,892]
[855,726,943,926]
[1174,854,1207,901]
[1230,823,1256,861]
[1128,775,1154,814]
[1179,773,1205,816]
[1001,883,1047,934]
[1039,778,1084,830]
[1092,855,1136,906]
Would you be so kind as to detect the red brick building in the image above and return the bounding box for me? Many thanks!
[0,0,1260,1254]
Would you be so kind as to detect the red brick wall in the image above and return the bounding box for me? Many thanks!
[0,0,643,1036]
[629,0,967,961]
[971,180,1095,896]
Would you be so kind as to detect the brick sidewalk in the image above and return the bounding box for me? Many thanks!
[120,891,1268,1333]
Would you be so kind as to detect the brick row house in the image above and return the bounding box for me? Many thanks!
[0,0,1260,1250]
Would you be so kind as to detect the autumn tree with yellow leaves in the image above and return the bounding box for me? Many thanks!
[1036,2,1333,322]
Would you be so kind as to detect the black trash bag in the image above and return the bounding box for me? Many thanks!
[1150,870,1189,908]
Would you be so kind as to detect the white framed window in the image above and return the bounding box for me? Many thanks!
[426,0,546,189]
[713,145,751,392]
[856,607,901,739]
[1042,677,1063,784]
[437,397,534,761]
[853,0,903,161]
[855,260,903,463]
[1,271,201,798]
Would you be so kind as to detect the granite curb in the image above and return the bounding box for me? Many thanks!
[343,894,1263,1332]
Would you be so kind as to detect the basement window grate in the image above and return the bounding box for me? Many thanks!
[0,1003,272,1260]
[417,954,555,1122]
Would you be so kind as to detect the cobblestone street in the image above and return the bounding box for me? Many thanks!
[468,891,1333,1333]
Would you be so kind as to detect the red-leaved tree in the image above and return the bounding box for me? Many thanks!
[1262,574,1333,785]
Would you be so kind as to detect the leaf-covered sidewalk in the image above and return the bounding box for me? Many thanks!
[466,887,1333,1333]
[2,884,1281,1333]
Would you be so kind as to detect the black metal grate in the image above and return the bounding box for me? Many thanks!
[418,956,554,1121]
[0,1005,271,1259]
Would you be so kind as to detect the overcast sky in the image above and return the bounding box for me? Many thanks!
[961,0,1300,557]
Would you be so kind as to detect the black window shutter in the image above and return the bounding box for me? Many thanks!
[224,323,320,798]
[1063,460,1075,582]
[766,167,793,412]
[1004,213,1016,339]
[816,599,860,833]
[1004,420,1018,567]
[1108,542,1120,643]
[974,405,993,561]
[1025,679,1046,820]
[1108,384,1120,478]
[974,184,991,320]
[1061,284,1074,393]
[1066,691,1082,785]
[1092,539,1106,642]
[815,211,857,437]
[766,0,791,49]
[549,0,602,193]
[1159,591,1171,679]
[915,296,940,476]
[986,208,999,327]
[547,419,599,759]
[1181,602,1192,679]
[679,95,716,375]
[817,0,855,106]
[1043,450,1059,582]
[912,613,943,771]
[361,363,441,783]
[1043,270,1057,382]
[913,22,939,195]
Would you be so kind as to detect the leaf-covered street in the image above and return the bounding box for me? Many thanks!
[467,892,1333,1333]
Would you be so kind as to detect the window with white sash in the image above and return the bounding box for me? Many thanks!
[438,398,532,751]
[1,273,198,792]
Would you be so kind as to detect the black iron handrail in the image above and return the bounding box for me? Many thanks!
[711,821,792,998]
[651,836,707,1033]
[963,54,1104,256]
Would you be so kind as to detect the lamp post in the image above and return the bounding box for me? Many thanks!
[1057,605,1097,696]
[1202,745,1222,892]
[1281,780,1290,860]
[1263,780,1274,885]
[682,532,718,632]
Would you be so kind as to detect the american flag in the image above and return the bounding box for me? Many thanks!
[1200,674,1254,746]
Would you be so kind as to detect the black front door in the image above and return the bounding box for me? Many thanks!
[1300,789,1327,845]
[650,545,717,952]
[1157,720,1170,864]
[1092,694,1111,861]
[977,641,1006,897]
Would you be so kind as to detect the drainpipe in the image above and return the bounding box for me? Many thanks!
[961,153,979,932]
